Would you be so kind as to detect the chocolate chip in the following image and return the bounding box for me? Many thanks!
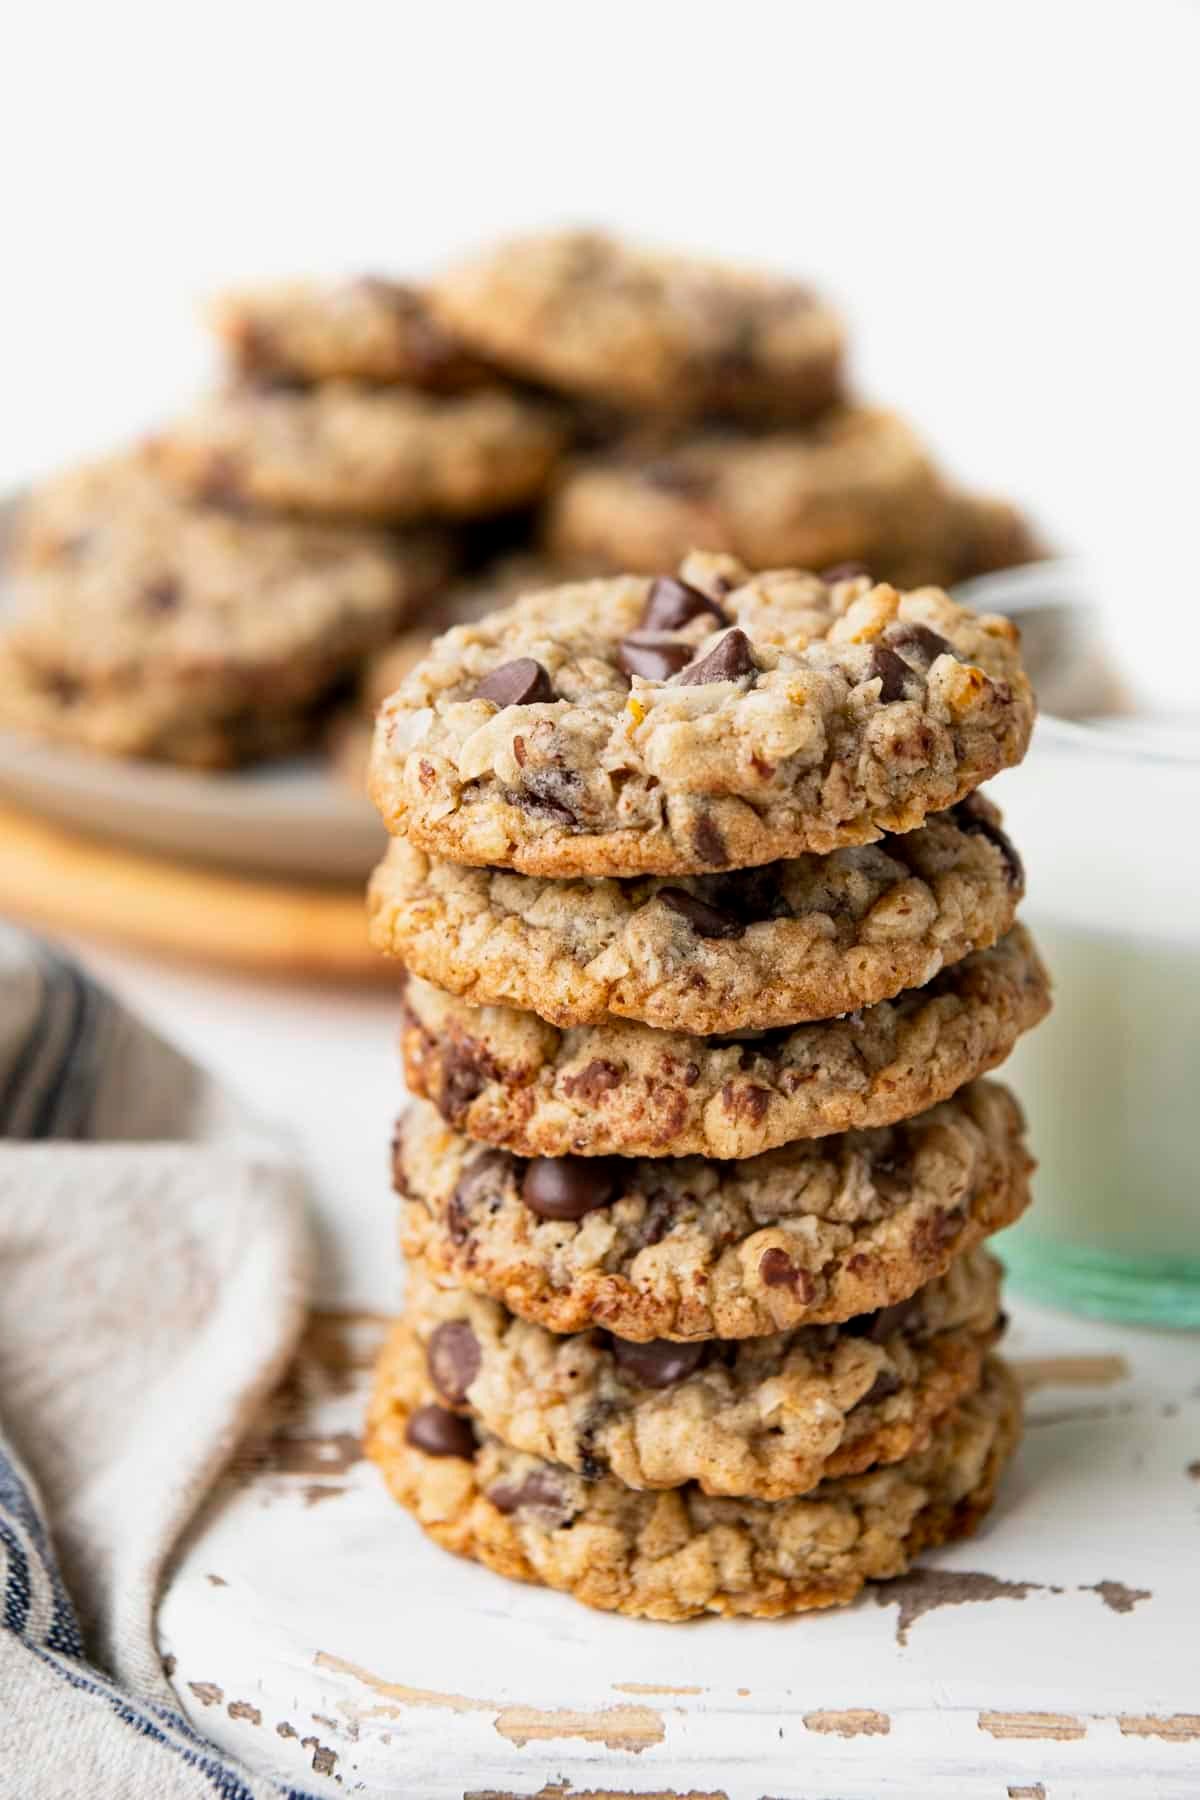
[758,1248,815,1299]
[861,1367,903,1406]
[634,1188,680,1248]
[143,576,181,615]
[640,575,727,631]
[473,658,554,707]
[909,1206,965,1259]
[449,1149,514,1241]
[677,628,756,686]
[617,633,695,681]
[705,865,791,926]
[510,767,580,826]
[609,1336,706,1388]
[870,644,910,703]
[955,795,1024,891]
[846,1295,922,1343]
[640,461,716,501]
[521,1156,621,1220]
[560,1058,623,1102]
[821,561,871,583]
[658,887,746,939]
[437,1036,500,1121]
[887,622,953,667]
[692,813,730,867]
[405,1404,476,1459]
[426,1321,481,1404]
[487,1470,566,1516]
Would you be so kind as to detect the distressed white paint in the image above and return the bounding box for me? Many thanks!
[160,1298,1200,1799]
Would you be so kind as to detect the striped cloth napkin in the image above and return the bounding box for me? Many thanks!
[0,926,316,1799]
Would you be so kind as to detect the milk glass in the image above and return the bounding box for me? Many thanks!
[980,569,1200,1324]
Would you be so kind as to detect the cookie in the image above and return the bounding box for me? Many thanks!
[0,455,454,767]
[367,1330,1021,1621]
[151,382,569,522]
[209,276,490,389]
[399,927,1050,1160]
[330,555,567,790]
[405,1250,1001,1500]
[369,552,1035,878]
[395,1078,1031,1341]
[368,793,1023,1033]
[545,407,951,571]
[429,229,844,423]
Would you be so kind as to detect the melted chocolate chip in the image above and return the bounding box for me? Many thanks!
[142,576,181,615]
[821,561,871,583]
[449,1149,514,1242]
[678,628,756,686]
[846,1295,922,1343]
[437,1036,500,1121]
[640,575,727,631]
[658,887,746,939]
[955,796,1024,890]
[861,1367,903,1406]
[871,644,911,703]
[617,633,695,681]
[511,767,580,825]
[702,865,791,925]
[640,461,716,501]
[521,1156,621,1220]
[758,1248,815,1299]
[692,813,730,867]
[487,1470,566,1516]
[426,1321,481,1404]
[609,1336,706,1388]
[405,1404,476,1459]
[473,658,555,707]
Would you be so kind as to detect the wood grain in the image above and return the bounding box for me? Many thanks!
[0,802,381,981]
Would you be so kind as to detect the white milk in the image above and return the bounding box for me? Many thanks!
[990,709,1200,1269]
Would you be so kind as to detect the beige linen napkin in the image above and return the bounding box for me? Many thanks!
[0,926,316,1800]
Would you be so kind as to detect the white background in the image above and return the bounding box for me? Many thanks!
[2,0,1199,600]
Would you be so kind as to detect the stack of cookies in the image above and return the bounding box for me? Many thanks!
[363,548,1051,1620]
[0,281,567,767]
[0,230,1038,776]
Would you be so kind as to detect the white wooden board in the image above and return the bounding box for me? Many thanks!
[159,1297,1200,1800]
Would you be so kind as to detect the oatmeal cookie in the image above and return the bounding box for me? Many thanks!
[369,552,1035,877]
[395,1079,1032,1341]
[405,1251,1002,1500]
[368,794,1023,1032]
[209,276,489,389]
[151,383,568,522]
[429,229,844,423]
[367,1330,1021,1621]
[545,408,948,575]
[0,455,454,766]
[399,927,1050,1160]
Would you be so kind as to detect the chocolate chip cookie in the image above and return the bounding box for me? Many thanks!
[209,276,490,389]
[0,454,455,766]
[395,1078,1031,1341]
[399,927,1050,1160]
[545,407,950,572]
[151,383,569,522]
[369,552,1035,878]
[367,1329,1021,1621]
[429,229,844,423]
[368,794,1023,1033]
[405,1251,1001,1500]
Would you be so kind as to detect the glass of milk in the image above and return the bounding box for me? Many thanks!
[972,561,1200,1325]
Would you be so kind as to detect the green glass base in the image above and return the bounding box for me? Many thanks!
[998,1235,1200,1328]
